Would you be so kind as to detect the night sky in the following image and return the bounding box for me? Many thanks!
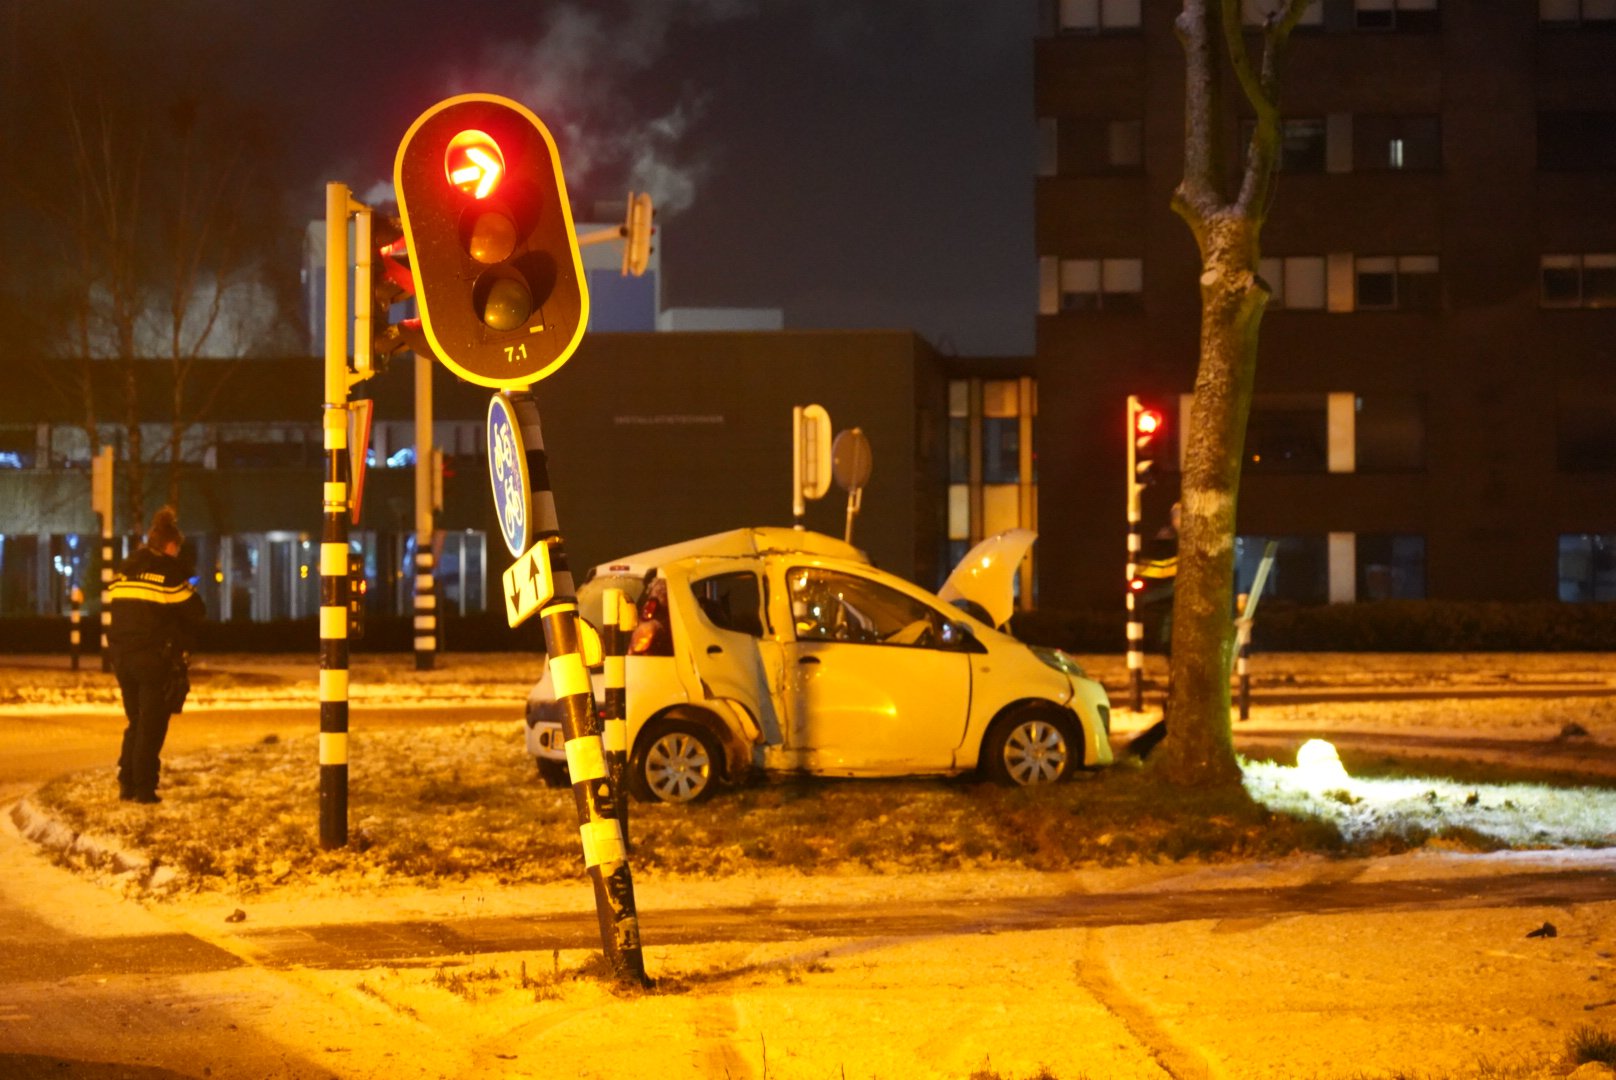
[2,1,1035,357]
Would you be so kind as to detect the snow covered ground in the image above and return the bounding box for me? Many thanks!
[6,651,1616,1079]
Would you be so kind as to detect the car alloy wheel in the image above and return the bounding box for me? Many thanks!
[1003,718,1069,784]
[983,704,1080,787]
[640,724,720,803]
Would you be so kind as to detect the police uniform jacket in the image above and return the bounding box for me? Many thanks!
[107,548,205,660]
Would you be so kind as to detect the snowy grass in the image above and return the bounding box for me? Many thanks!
[27,722,1358,898]
[30,720,1614,903]
[1242,747,1616,849]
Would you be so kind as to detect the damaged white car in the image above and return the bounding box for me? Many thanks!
[524,527,1112,802]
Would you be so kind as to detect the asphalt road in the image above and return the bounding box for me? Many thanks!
[0,704,516,1080]
[4,680,1614,1079]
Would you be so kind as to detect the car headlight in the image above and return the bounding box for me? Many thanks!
[1031,646,1087,678]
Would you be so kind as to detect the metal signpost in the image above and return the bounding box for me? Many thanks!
[1233,541,1279,720]
[832,427,873,545]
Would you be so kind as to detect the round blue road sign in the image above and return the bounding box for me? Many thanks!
[487,392,532,558]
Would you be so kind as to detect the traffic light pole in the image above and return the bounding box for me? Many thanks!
[601,586,631,850]
[1125,396,1145,712]
[509,392,648,986]
[413,356,437,671]
[319,181,361,850]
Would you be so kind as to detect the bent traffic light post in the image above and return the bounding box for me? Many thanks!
[395,94,589,389]
[398,94,647,987]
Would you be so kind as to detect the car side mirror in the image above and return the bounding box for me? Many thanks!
[940,620,984,652]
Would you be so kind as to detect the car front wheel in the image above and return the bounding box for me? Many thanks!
[630,719,724,804]
[981,704,1081,787]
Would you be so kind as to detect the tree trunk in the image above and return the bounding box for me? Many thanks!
[1159,214,1266,788]
[1157,0,1307,787]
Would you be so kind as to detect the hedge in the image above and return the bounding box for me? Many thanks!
[5,600,1613,655]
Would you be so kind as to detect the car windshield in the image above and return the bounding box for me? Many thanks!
[786,567,945,647]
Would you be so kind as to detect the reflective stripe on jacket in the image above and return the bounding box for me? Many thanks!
[108,547,205,658]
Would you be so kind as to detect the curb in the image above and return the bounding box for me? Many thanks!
[8,796,179,895]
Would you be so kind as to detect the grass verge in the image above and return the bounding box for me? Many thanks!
[29,721,1378,898]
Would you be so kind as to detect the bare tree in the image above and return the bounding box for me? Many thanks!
[5,11,292,535]
[1161,0,1313,787]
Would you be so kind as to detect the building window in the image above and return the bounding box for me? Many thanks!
[1355,0,1440,31]
[1541,254,1616,309]
[1260,255,1327,309]
[1059,0,1142,32]
[1355,395,1426,473]
[1235,535,1329,606]
[1358,535,1426,600]
[1558,392,1616,472]
[1246,395,1328,473]
[1558,534,1616,602]
[1354,255,1440,310]
[1354,115,1441,170]
[1242,0,1323,25]
[1540,0,1616,26]
[945,377,1037,604]
[1241,118,1327,172]
[1046,118,1144,175]
[1539,113,1616,171]
[1278,118,1327,172]
[1059,258,1144,312]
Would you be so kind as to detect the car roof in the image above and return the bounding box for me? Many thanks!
[584,527,868,581]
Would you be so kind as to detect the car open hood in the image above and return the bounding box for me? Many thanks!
[937,529,1036,630]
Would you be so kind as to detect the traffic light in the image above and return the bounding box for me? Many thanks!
[354,210,427,381]
[1125,394,1166,523]
[346,552,368,640]
[394,93,588,389]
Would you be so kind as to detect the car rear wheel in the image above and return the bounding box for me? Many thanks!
[630,719,724,804]
[982,704,1081,787]
[535,756,571,789]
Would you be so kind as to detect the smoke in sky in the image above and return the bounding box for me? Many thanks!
[458,1,761,218]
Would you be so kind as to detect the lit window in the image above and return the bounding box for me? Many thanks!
[1355,115,1441,171]
[1558,534,1616,602]
[1260,255,1327,310]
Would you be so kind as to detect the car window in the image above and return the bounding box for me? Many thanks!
[786,567,952,648]
[690,570,765,637]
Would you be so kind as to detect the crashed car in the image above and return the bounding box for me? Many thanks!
[525,527,1112,802]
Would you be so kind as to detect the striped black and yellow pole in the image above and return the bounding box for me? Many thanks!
[1125,524,1145,712]
[318,181,357,850]
[69,585,84,671]
[508,390,647,986]
[99,524,115,674]
[413,352,437,671]
[601,585,631,850]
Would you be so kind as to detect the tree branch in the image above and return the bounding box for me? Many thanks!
[1233,0,1312,215]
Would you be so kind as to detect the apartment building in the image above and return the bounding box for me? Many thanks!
[1034,0,1616,608]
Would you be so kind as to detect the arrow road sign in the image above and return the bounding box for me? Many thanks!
[503,538,556,628]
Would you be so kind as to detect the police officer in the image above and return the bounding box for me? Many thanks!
[108,506,204,803]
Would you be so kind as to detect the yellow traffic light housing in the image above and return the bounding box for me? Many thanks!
[395,94,589,389]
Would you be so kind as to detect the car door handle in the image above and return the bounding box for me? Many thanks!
[798,655,820,665]
[706,645,723,655]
